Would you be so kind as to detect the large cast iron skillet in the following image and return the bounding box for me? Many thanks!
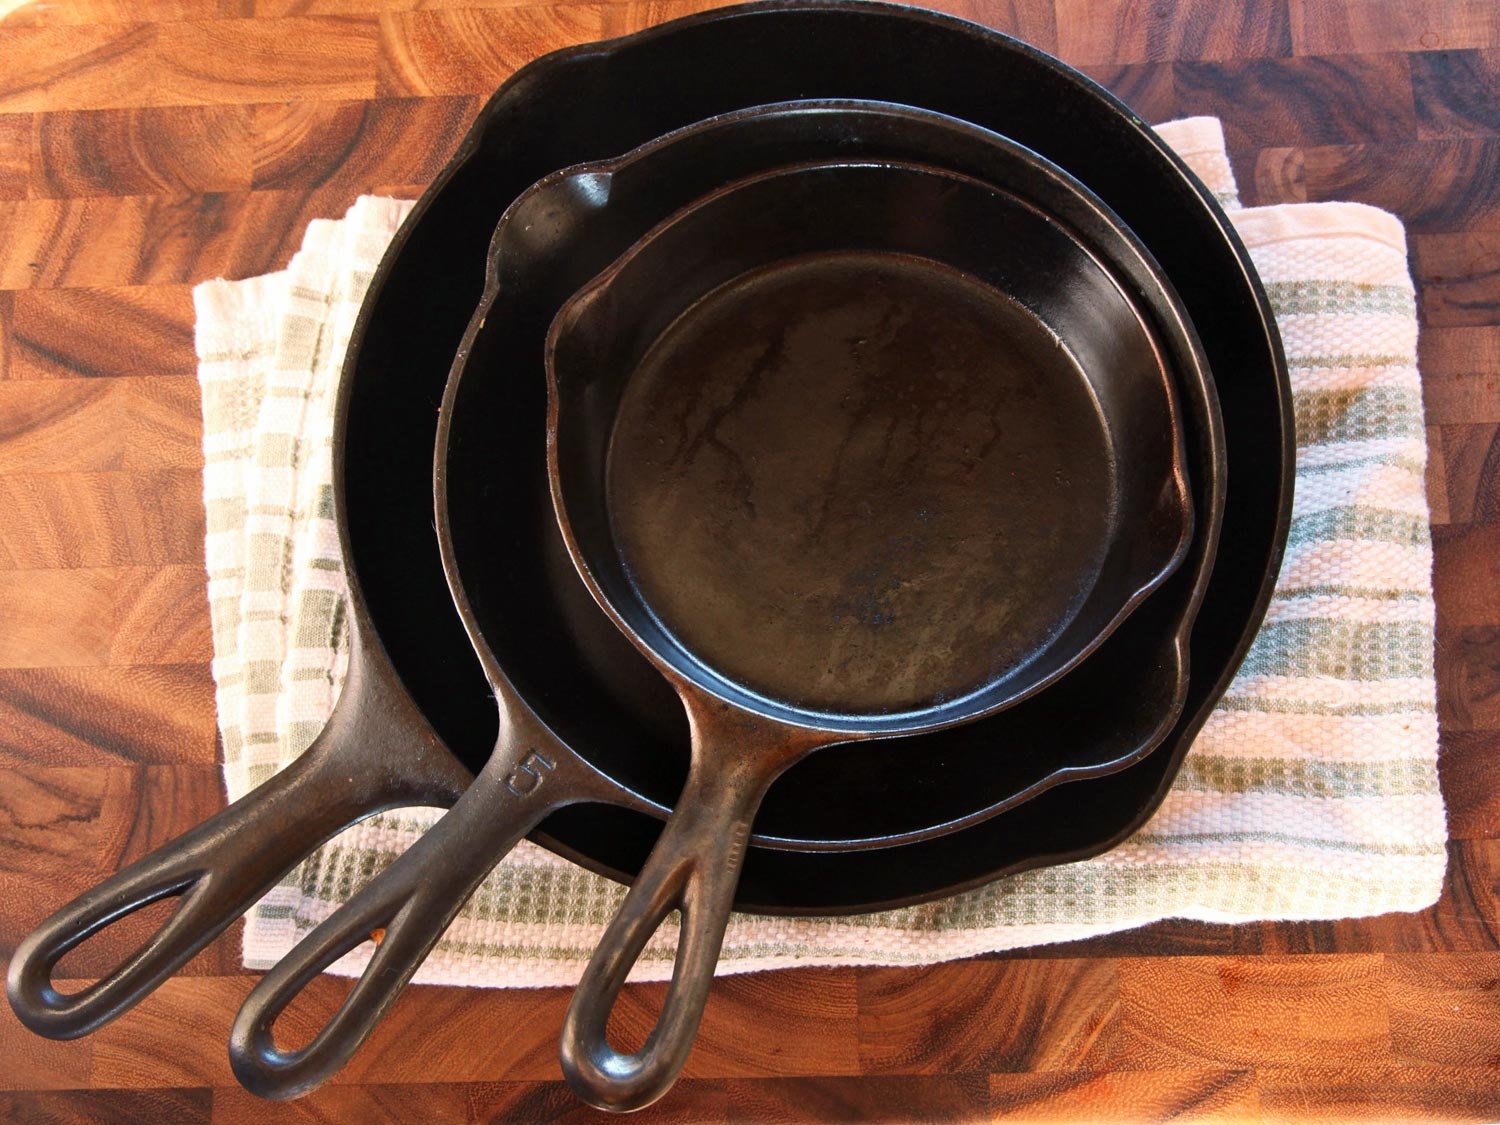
[344,0,1289,905]
[228,113,1214,1102]
[10,0,1291,1054]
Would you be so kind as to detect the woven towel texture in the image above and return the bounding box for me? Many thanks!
[192,118,1448,987]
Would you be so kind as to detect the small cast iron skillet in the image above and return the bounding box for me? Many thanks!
[228,139,1204,1101]
[546,159,1195,1109]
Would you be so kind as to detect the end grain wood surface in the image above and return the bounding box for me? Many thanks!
[1,1,1498,1122]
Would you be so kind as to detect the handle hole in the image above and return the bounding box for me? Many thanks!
[51,894,184,988]
[268,935,378,1054]
[606,908,682,1054]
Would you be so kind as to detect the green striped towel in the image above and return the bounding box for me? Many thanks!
[193,117,1447,986]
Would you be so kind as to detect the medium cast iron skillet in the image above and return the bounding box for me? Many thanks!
[546,158,1195,1109]
[228,132,1207,1101]
[11,0,1291,1061]
[424,98,1225,853]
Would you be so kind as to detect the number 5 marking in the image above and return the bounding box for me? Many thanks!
[506,750,557,796]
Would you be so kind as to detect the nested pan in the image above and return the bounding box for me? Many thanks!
[472,100,1223,854]
[227,144,1199,1101]
[548,159,1192,1109]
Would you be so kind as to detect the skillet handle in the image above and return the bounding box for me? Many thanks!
[6,638,464,1041]
[228,730,609,1101]
[560,755,774,1113]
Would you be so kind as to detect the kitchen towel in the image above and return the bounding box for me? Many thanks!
[193,117,1448,986]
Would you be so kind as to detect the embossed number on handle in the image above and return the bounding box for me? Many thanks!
[506,750,556,796]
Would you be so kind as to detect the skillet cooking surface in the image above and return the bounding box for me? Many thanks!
[607,252,1118,715]
[342,1,1291,911]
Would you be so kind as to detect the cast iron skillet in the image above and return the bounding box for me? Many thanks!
[386,0,1289,908]
[228,127,1210,1101]
[10,0,1291,1054]
[545,158,1196,1110]
[6,86,1221,1057]
[431,99,1224,853]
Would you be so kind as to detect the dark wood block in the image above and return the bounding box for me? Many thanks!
[855,960,1118,1074]
[1386,951,1500,1065]
[1290,0,1498,56]
[1437,624,1500,734]
[0,999,94,1092]
[0,112,29,199]
[1056,0,1289,65]
[210,1082,480,1125]
[1258,1066,1500,1123]
[1433,524,1500,629]
[1437,423,1500,524]
[32,105,251,198]
[153,17,378,107]
[376,8,607,98]
[0,765,237,976]
[248,95,475,193]
[610,968,861,1081]
[725,1074,989,1124]
[1419,326,1500,425]
[1174,54,1417,150]
[9,285,196,381]
[1249,146,1308,206]
[0,662,216,767]
[1412,231,1500,327]
[89,976,254,1087]
[1114,955,1390,1068]
[1298,140,1500,232]
[989,1069,1259,1123]
[0,23,160,114]
[1412,48,1500,139]
[0,189,368,289]
[0,1088,210,1124]
[0,471,205,569]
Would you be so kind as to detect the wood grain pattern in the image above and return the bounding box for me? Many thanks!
[0,564,210,666]
[0,112,30,199]
[1256,1066,1500,1123]
[1413,231,1500,326]
[0,1,1496,1121]
[248,96,474,191]
[0,23,160,114]
[1174,54,1418,151]
[7,286,196,381]
[157,18,379,107]
[1054,0,1290,65]
[855,960,1117,1074]
[1297,139,1500,233]
[376,7,606,97]
[0,1088,211,1123]
[32,105,251,198]
[1412,48,1500,139]
[0,663,216,766]
[1289,0,1499,56]
[0,472,205,568]
[0,189,372,289]
[1114,955,1390,1068]
[989,1069,1260,1124]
